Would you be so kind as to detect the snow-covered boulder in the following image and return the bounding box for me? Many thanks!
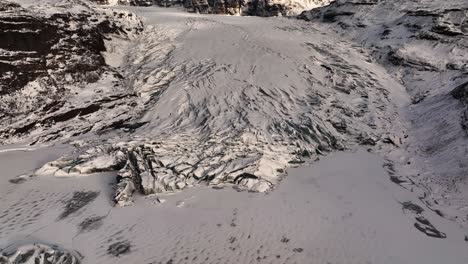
[0,244,81,264]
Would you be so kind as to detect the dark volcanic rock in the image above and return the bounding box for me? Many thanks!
[451,81,468,132]
[401,201,424,214]
[414,216,447,239]
[451,81,468,102]
[0,2,109,96]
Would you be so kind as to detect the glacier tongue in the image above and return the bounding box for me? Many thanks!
[31,6,407,204]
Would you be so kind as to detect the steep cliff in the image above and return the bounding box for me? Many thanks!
[0,0,143,144]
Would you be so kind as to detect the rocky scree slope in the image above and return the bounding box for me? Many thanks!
[300,0,468,227]
[0,0,143,144]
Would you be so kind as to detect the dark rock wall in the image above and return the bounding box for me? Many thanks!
[92,0,324,16]
[0,1,119,97]
[0,0,143,143]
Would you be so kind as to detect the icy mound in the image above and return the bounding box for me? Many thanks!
[0,244,81,264]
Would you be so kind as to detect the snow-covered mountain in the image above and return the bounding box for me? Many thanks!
[91,0,332,16]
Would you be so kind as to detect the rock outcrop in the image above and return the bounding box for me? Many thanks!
[0,0,144,144]
[451,81,468,132]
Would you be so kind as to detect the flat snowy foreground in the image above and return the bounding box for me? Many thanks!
[1,145,468,264]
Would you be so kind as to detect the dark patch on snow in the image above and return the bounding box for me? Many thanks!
[390,175,407,185]
[78,215,106,232]
[59,191,100,220]
[107,241,131,257]
[8,177,27,184]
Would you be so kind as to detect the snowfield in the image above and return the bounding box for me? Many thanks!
[2,146,468,264]
[1,0,468,263]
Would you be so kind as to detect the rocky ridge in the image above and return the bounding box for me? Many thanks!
[91,0,332,16]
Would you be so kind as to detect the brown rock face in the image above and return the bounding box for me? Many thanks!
[182,0,295,15]
[182,0,243,15]
[0,0,143,143]
[0,1,115,96]
[0,3,57,95]
[90,0,154,5]
[96,0,327,16]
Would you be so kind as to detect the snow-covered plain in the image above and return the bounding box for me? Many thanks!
[1,1,468,263]
[2,145,468,263]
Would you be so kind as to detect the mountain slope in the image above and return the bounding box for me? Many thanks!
[300,0,468,228]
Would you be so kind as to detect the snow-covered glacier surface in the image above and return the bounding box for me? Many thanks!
[29,6,410,205]
[1,0,468,263]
